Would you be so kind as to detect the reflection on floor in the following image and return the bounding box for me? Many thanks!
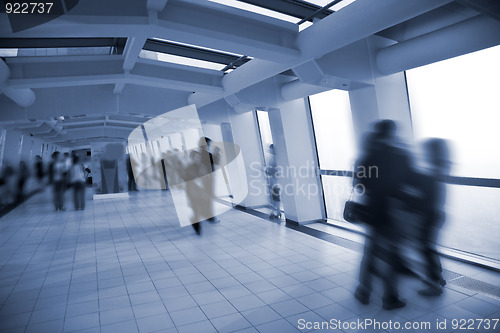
[0,190,499,333]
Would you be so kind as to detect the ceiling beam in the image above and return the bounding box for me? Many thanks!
[239,0,332,21]
[122,36,148,71]
[147,0,169,12]
[115,34,149,93]
[0,37,127,50]
[6,56,224,92]
[0,0,300,61]
[189,0,453,107]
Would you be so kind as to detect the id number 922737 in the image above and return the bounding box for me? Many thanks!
[452,318,498,330]
[5,2,53,14]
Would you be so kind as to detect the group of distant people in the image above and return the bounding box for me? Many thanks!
[0,152,89,212]
[49,151,89,211]
[353,119,450,310]
[0,160,30,208]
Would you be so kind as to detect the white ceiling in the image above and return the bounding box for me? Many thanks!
[0,0,497,147]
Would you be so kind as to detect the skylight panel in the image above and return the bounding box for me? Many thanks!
[207,0,301,24]
[151,38,245,59]
[0,47,112,57]
[143,39,253,72]
[0,38,126,57]
[0,48,18,57]
[139,50,226,71]
[299,21,313,31]
[303,0,357,12]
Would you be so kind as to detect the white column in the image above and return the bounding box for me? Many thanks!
[268,99,325,224]
[228,110,269,208]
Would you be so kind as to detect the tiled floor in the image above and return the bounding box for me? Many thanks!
[0,189,499,333]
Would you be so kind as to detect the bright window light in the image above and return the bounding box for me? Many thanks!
[139,50,226,71]
[151,38,245,58]
[406,45,500,179]
[407,45,500,261]
[309,89,357,223]
[299,21,313,31]
[0,47,111,57]
[309,89,356,171]
[303,0,357,11]
[207,0,301,24]
[0,48,19,57]
[256,110,273,151]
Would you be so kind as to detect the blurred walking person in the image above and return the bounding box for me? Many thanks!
[34,155,44,190]
[63,152,71,190]
[353,120,414,310]
[70,155,86,210]
[415,138,451,296]
[187,137,220,235]
[266,144,281,219]
[126,154,138,191]
[50,151,66,211]
[16,161,30,203]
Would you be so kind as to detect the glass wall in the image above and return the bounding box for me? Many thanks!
[406,45,500,179]
[256,110,273,166]
[406,45,500,260]
[309,90,357,220]
[308,47,500,261]
[309,90,356,171]
[255,110,277,210]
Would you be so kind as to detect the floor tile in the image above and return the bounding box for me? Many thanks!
[1,190,498,333]
[199,300,238,319]
[241,305,283,326]
[136,313,175,332]
[63,312,100,332]
[228,294,266,312]
[209,312,252,333]
[169,306,207,326]
[255,318,301,333]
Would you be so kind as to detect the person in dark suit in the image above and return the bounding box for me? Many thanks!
[190,137,220,235]
[50,151,67,211]
[34,155,44,189]
[415,138,450,296]
[126,154,138,191]
[353,120,415,310]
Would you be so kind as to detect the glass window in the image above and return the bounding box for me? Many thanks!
[321,175,351,221]
[207,0,301,24]
[407,45,500,262]
[256,110,273,162]
[139,50,226,71]
[309,89,356,171]
[442,185,500,260]
[309,89,357,223]
[303,0,357,12]
[0,49,19,57]
[406,45,500,179]
[0,47,113,57]
[151,38,245,58]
